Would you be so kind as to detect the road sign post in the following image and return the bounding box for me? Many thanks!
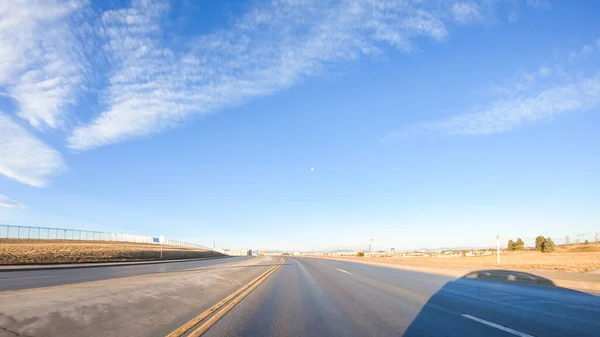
[153,237,162,259]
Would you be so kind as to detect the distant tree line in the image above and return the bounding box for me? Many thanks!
[507,236,555,253]
[506,238,524,251]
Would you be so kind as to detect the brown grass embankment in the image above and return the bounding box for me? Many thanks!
[0,239,223,265]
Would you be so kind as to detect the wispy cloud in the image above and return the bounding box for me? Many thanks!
[451,2,482,23]
[388,40,600,137]
[0,0,546,188]
[67,0,523,150]
[0,194,25,208]
[0,0,87,130]
[526,0,551,8]
[0,112,66,187]
[401,75,600,136]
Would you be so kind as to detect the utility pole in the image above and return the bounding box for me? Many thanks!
[213,240,216,255]
[496,235,500,265]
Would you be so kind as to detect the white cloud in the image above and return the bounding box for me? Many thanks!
[526,0,550,8]
[0,112,66,187]
[0,0,87,129]
[538,67,551,77]
[0,0,545,157]
[388,41,600,137]
[417,74,600,135]
[66,0,523,150]
[451,2,481,23]
[0,194,25,208]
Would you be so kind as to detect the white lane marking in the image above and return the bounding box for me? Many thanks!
[336,268,352,275]
[462,314,535,337]
[0,276,55,281]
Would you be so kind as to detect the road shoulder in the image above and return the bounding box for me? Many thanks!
[314,256,600,293]
[0,256,277,337]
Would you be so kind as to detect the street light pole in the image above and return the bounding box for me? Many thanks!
[496,235,500,265]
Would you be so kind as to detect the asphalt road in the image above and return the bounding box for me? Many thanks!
[1,256,599,336]
[203,257,600,337]
[0,256,249,291]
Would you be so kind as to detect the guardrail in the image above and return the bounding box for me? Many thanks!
[0,224,210,250]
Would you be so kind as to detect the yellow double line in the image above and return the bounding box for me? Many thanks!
[166,258,284,337]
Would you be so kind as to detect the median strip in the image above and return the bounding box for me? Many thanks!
[166,258,284,337]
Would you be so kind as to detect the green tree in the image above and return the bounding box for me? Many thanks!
[507,239,515,251]
[542,237,556,253]
[357,251,365,257]
[515,238,525,250]
[535,235,545,252]
[584,240,590,245]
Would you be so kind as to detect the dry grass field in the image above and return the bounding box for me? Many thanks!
[334,244,600,273]
[0,239,223,265]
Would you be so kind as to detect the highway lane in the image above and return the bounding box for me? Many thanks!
[204,257,600,337]
[0,256,250,291]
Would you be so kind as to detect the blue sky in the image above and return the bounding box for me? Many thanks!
[0,0,599,251]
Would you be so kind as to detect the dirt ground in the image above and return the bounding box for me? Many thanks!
[330,245,600,273]
[0,239,223,265]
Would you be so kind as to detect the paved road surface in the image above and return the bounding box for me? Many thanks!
[1,256,599,336]
[0,256,276,337]
[204,257,600,337]
[0,256,249,291]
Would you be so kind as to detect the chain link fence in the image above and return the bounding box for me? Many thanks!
[0,224,210,250]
